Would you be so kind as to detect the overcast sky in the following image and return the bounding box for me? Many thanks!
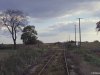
[0,0,100,44]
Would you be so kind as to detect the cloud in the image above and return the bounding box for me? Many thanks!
[93,11,100,18]
[0,0,99,19]
[46,20,96,34]
[37,17,98,42]
[0,0,100,43]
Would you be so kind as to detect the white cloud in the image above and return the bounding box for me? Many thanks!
[0,0,100,43]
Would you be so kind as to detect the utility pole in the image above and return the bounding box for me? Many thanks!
[78,18,82,47]
[69,35,70,42]
[75,24,76,46]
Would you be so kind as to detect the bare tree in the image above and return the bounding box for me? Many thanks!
[0,9,28,49]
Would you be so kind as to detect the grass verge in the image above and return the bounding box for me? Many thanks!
[0,48,47,75]
[72,47,100,67]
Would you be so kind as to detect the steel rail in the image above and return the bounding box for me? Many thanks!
[64,49,70,75]
[38,49,70,75]
[38,53,56,75]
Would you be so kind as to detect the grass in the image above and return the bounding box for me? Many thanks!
[84,53,100,66]
[72,47,100,67]
[0,47,48,75]
[0,50,16,60]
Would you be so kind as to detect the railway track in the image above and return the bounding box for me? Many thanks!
[64,49,70,75]
[64,48,84,75]
[36,49,72,75]
[25,49,83,75]
[38,53,56,75]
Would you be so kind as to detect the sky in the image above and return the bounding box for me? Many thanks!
[0,0,100,44]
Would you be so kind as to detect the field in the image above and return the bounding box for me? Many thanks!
[0,50,16,60]
[0,44,59,75]
[0,42,100,75]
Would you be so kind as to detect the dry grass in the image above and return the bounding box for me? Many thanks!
[0,50,16,60]
[82,42,100,50]
[0,44,49,75]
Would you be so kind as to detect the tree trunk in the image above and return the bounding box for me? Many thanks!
[12,28,17,50]
[13,39,16,49]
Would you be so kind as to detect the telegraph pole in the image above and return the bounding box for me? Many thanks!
[75,24,76,45]
[78,18,82,47]
[69,35,70,42]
